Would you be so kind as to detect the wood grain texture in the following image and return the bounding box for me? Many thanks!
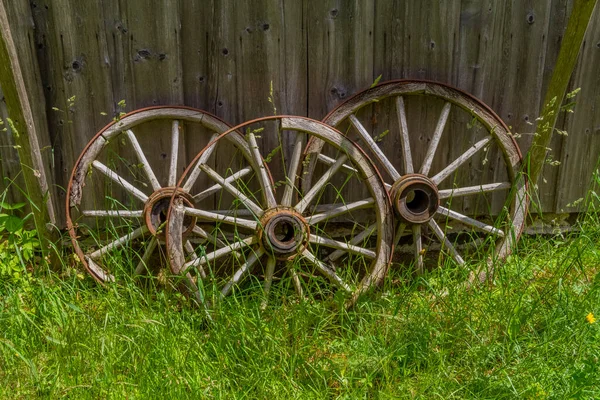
[0,0,56,241]
[1,0,599,222]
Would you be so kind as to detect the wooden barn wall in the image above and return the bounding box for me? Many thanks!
[0,0,599,226]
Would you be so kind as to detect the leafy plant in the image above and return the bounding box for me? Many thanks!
[0,200,41,284]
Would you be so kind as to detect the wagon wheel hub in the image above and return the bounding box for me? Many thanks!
[144,187,196,238]
[391,174,440,224]
[258,208,310,260]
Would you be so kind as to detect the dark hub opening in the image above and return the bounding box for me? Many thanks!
[151,198,169,229]
[405,189,429,214]
[274,220,296,243]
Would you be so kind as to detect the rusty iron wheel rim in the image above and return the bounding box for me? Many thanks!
[166,115,394,308]
[310,79,529,275]
[65,106,235,284]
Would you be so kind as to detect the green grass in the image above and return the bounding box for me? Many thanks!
[1,221,600,399]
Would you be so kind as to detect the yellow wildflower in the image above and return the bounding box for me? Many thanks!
[586,313,596,324]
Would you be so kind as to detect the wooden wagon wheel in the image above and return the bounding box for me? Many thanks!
[166,116,394,308]
[66,106,248,283]
[307,80,528,277]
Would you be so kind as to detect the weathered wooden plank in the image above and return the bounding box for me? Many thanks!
[0,0,56,246]
[0,0,597,221]
[554,2,600,212]
[1,0,57,223]
[307,1,375,119]
[31,0,116,225]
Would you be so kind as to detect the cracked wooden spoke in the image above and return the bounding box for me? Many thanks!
[199,164,264,217]
[306,198,374,225]
[432,137,492,185]
[395,96,414,174]
[436,206,505,237]
[92,160,149,202]
[82,210,143,218]
[349,114,401,181]
[309,234,376,259]
[420,102,451,175]
[220,248,264,298]
[126,129,161,191]
[438,182,512,199]
[295,154,348,214]
[183,132,219,192]
[428,219,465,265]
[168,120,180,187]
[88,225,148,261]
[183,206,257,230]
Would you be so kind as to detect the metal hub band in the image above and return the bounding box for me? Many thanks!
[259,209,309,260]
[144,187,196,237]
[391,174,439,224]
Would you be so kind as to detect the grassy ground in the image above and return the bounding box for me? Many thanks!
[1,199,600,398]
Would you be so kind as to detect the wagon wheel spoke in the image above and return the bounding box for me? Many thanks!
[183,206,257,230]
[184,240,206,279]
[431,136,492,185]
[92,160,149,203]
[126,129,162,191]
[199,164,263,217]
[168,120,180,187]
[301,249,352,293]
[247,131,277,208]
[309,234,376,259]
[281,134,304,207]
[420,102,451,175]
[193,166,252,202]
[260,256,278,309]
[134,236,159,275]
[393,222,407,246]
[294,154,348,214]
[183,133,219,192]
[82,210,143,218]
[306,198,374,224]
[325,223,377,263]
[428,219,465,266]
[220,248,264,298]
[88,226,149,261]
[315,153,358,175]
[438,182,512,199]
[181,236,258,275]
[287,263,305,298]
[349,114,401,181]
[412,225,424,275]
[395,96,414,174]
[436,206,505,237]
[191,225,234,250]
